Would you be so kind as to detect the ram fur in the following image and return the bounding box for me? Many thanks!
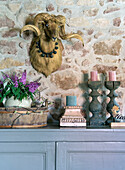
[20,13,84,77]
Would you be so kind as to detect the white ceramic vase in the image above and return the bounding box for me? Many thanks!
[5,96,32,108]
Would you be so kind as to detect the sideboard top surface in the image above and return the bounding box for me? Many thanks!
[0,125,125,142]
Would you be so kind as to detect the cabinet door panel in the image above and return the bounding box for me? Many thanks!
[0,142,55,170]
[56,142,125,170]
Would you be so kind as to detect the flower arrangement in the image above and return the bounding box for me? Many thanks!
[0,70,40,103]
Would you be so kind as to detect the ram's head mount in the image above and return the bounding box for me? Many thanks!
[21,13,84,77]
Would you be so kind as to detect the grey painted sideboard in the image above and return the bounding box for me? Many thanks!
[0,126,125,170]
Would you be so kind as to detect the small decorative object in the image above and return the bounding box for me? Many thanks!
[110,105,124,124]
[88,81,104,127]
[90,71,98,81]
[112,105,120,118]
[66,96,77,106]
[109,71,116,81]
[20,13,84,77]
[105,81,120,125]
[48,98,65,125]
[115,114,125,121]
[60,96,86,127]
[0,70,40,108]
[111,106,125,128]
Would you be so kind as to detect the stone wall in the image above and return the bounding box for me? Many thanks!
[0,0,125,114]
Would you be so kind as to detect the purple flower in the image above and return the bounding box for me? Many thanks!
[2,72,9,80]
[11,74,18,87]
[0,80,3,85]
[26,82,40,93]
[19,70,26,85]
[0,80,3,92]
[0,70,41,101]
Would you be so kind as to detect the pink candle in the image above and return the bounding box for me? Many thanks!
[109,71,116,81]
[90,71,98,81]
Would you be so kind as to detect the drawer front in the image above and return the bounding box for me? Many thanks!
[0,142,55,170]
[56,142,125,170]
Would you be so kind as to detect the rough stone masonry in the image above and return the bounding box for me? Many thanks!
[0,0,125,115]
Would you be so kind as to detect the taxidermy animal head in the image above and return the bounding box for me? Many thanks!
[20,13,84,77]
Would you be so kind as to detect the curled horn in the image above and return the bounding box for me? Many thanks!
[20,25,41,37]
[56,15,66,37]
[61,33,84,46]
[20,13,50,37]
[56,15,84,46]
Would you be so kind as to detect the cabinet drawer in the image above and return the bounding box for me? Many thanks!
[56,142,125,170]
[0,142,55,170]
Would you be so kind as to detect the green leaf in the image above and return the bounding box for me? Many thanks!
[11,86,16,95]
[8,93,13,98]
[5,90,11,96]
[15,88,20,96]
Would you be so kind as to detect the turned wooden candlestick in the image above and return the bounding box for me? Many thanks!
[105,81,120,125]
[88,81,104,127]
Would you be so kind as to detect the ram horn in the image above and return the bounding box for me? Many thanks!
[20,25,41,37]
[61,33,84,46]
[56,15,84,46]
[56,15,66,38]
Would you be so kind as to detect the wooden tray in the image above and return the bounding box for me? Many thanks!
[0,107,48,128]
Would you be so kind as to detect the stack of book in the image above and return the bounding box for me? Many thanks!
[111,122,125,129]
